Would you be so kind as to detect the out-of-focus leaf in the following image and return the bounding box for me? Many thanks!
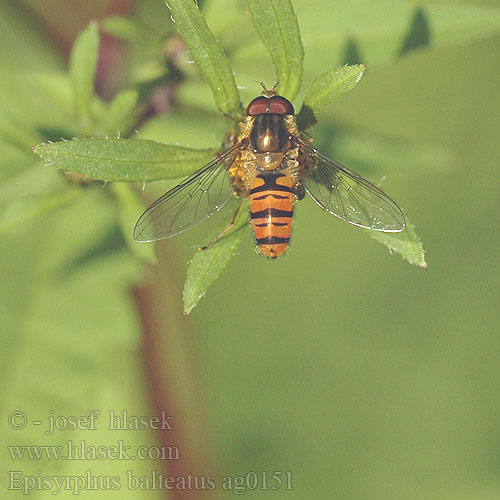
[33,138,217,182]
[0,162,62,206]
[134,0,175,37]
[203,0,249,39]
[101,16,145,42]
[369,216,427,267]
[0,188,81,235]
[248,0,304,100]
[69,21,100,120]
[130,59,168,84]
[139,109,227,149]
[30,73,73,119]
[0,142,38,182]
[96,89,139,136]
[228,2,500,90]
[298,3,500,67]
[0,164,74,238]
[298,64,365,129]
[111,182,157,263]
[311,124,455,180]
[0,113,42,151]
[174,80,222,115]
[0,190,164,499]
[168,0,242,116]
[0,0,62,74]
[399,7,431,56]
[90,95,108,127]
[183,206,247,314]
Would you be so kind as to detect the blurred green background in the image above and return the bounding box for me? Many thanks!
[1,0,499,499]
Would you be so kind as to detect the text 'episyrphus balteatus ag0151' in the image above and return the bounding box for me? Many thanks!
[134,84,406,258]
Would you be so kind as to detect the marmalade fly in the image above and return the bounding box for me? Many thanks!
[134,84,405,258]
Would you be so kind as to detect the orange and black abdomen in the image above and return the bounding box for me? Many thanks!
[250,171,294,258]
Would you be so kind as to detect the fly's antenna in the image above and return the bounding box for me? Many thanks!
[257,81,279,97]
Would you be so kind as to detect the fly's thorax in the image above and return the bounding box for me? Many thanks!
[250,114,290,154]
[284,114,300,137]
[249,114,291,170]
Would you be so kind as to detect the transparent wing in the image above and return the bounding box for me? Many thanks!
[134,145,239,242]
[301,142,406,232]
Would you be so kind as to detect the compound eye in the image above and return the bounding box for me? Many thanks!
[268,96,294,115]
[246,96,269,116]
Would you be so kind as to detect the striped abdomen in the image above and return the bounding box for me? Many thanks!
[249,171,294,258]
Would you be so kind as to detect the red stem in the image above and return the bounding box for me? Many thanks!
[132,242,217,500]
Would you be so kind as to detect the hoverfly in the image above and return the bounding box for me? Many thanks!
[134,84,405,258]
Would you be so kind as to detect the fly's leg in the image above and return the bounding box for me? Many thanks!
[199,200,244,251]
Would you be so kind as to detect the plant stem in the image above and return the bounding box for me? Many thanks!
[132,240,217,499]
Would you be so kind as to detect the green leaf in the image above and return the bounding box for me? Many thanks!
[111,182,157,263]
[139,109,227,149]
[298,64,366,130]
[0,1,62,76]
[227,3,500,95]
[30,73,73,120]
[0,142,37,182]
[96,89,139,136]
[0,190,164,498]
[101,16,145,43]
[294,3,500,70]
[0,188,81,235]
[33,138,216,182]
[0,112,42,151]
[311,124,455,180]
[248,0,304,100]
[167,0,242,116]
[69,21,100,120]
[183,206,247,314]
[399,7,431,56]
[369,217,427,267]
